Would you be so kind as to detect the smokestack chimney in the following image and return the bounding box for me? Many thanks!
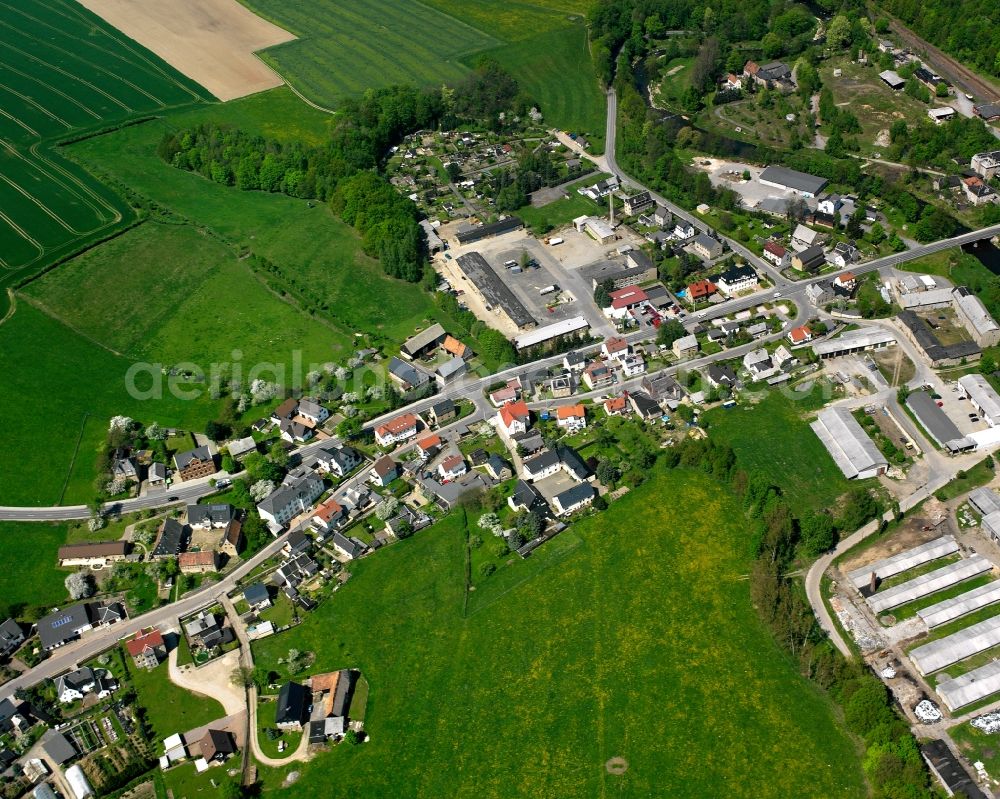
[609,190,615,227]
[868,571,878,594]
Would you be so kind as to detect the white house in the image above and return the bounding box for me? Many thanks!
[673,221,695,240]
[496,400,530,438]
[438,454,468,481]
[716,264,758,296]
[555,404,586,432]
[601,336,630,362]
[744,348,778,381]
[315,444,362,478]
[552,484,595,516]
[296,398,329,426]
[816,195,842,216]
[257,473,325,528]
[620,353,646,377]
[522,449,562,481]
[374,413,418,447]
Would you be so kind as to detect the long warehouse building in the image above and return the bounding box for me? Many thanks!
[910,613,1000,675]
[958,373,1000,426]
[847,535,959,588]
[969,487,1000,516]
[937,659,1000,711]
[810,406,888,480]
[456,252,536,330]
[868,555,992,614]
[917,581,1000,628]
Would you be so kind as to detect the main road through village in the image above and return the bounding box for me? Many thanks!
[3,90,1000,699]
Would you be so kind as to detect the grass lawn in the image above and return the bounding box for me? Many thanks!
[251,469,864,798]
[161,760,238,799]
[0,523,69,619]
[0,303,218,505]
[517,175,608,234]
[121,657,225,741]
[702,384,856,515]
[23,221,342,368]
[256,697,302,759]
[935,457,996,502]
[951,720,1000,781]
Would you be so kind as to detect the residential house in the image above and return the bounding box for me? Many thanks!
[788,325,813,345]
[705,363,738,389]
[643,373,684,404]
[185,611,228,649]
[309,498,344,536]
[243,583,272,611]
[271,398,298,423]
[436,356,468,386]
[279,418,313,444]
[552,484,595,517]
[620,353,646,377]
[0,619,24,659]
[744,60,792,89]
[0,698,26,735]
[429,398,457,425]
[217,518,243,558]
[297,399,329,427]
[762,240,789,268]
[187,503,233,530]
[148,462,167,487]
[199,729,236,763]
[257,472,325,528]
[443,335,471,360]
[716,264,758,296]
[56,667,112,704]
[369,455,399,487]
[125,628,165,669]
[603,396,629,416]
[173,446,215,482]
[686,279,717,304]
[226,436,258,463]
[582,360,614,390]
[747,321,769,339]
[601,336,630,362]
[508,480,546,514]
[828,242,860,268]
[791,223,825,252]
[773,344,797,371]
[673,334,699,358]
[816,195,843,216]
[111,457,137,483]
[556,404,586,433]
[690,233,724,260]
[151,518,187,558]
[545,374,574,397]
[315,444,362,478]
[963,176,997,206]
[275,681,308,730]
[743,349,777,381]
[388,357,432,391]
[416,434,442,460]
[438,454,468,481]
[972,151,1000,180]
[488,378,521,406]
[706,328,726,346]
[792,244,825,272]
[178,551,219,574]
[485,454,512,481]
[330,530,367,559]
[57,541,128,568]
[562,351,586,372]
[522,449,562,481]
[496,400,531,438]
[629,390,662,419]
[673,221,695,240]
[806,281,832,306]
[723,73,743,91]
[374,412,419,447]
[833,271,858,293]
[623,191,654,216]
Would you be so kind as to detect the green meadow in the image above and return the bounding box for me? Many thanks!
[251,469,864,798]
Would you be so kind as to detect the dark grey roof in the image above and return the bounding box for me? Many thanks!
[187,504,233,526]
[718,264,757,284]
[510,480,544,511]
[430,398,456,417]
[456,252,534,328]
[455,216,524,244]
[153,518,186,557]
[40,729,76,764]
[523,449,560,474]
[174,445,212,471]
[921,740,986,799]
[243,583,270,606]
[330,669,354,717]
[898,311,982,363]
[563,350,585,366]
[388,357,430,388]
[37,603,94,649]
[486,453,510,475]
[760,165,828,195]
[275,681,307,726]
[907,391,967,448]
[708,363,738,385]
[558,446,590,481]
[643,373,682,400]
[630,390,662,418]
[555,483,595,510]
[331,531,365,558]
[0,619,22,651]
[580,260,652,289]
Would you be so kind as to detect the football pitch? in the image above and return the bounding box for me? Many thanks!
[0,0,209,295]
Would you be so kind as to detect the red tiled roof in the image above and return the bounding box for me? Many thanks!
[836,271,856,283]
[313,498,343,522]
[499,400,530,427]
[789,326,810,343]
[687,280,717,300]
[178,551,216,567]
[125,628,163,657]
[764,240,786,257]
[376,412,418,437]
[417,434,442,452]
[440,454,464,471]
[609,287,648,309]
[604,397,627,412]
[443,335,468,358]
[557,404,585,419]
[604,336,628,352]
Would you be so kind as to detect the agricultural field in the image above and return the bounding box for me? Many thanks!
[0,523,70,620]
[252,470,864,799]
[703,382,855,515]
[0,303,218,506]
[0,0,209,298]
[23,222,343,369]
[241,0,604,136]
[66,93,446,348]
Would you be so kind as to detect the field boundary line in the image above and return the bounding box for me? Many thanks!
[0,79,74,128]
[250,53,336,115]
[0,57,102,120]
[27,142,122,224]
[0,289,16,326]
[57,412,91,506]
[17,294,129,358]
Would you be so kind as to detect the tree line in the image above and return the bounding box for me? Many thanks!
[661,435,938,798]
[158,60,527,283]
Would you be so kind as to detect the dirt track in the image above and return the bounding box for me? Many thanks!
[889,17,1000,104]
[76,0,296,102]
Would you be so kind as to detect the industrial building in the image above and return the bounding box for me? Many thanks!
[847,534,959,588]
[513,316,590,351]
[574,216,616,244]
[969,487,1000,516]
[953,287,1000,346]
[898,311,981,367]
[454,216,524,245]
[906,391,974,451]
[811,328,896,359]
[910,613,1000,675]
[867,556,992,614]
[917,581,1000,628]
[958,373,1000,426]
[579,258,656,290]
[456,252,535,330]
[937,660,1000,712]
[758,165,828,198]
[810,406,888,480]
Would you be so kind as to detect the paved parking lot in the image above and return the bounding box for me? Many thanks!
[941,380,991,437]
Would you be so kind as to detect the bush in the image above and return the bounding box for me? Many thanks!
[479,562,496,577]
